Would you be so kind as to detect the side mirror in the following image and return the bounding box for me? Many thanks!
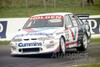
[18,29,21,31]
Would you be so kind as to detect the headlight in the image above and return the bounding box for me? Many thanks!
[11,38,22,42]
[38,36,54,40]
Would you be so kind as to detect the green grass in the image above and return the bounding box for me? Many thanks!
[0,41,10,45]
[0,0,100,18]
[72,64,100,67]
[90,38,100,43]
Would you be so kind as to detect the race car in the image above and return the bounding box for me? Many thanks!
[10,12,91,56]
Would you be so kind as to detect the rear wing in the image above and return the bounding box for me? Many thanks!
[76,14,89,19]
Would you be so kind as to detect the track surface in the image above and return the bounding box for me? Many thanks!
[0,44,100,67]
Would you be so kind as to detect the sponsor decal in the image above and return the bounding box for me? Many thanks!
[28,15,63,21]
[70,28,77,40]
[14,32,53,38]
[15,27,58,38]
[74,28,77,40]
[46,44,54,48]
[18,42,42,47]
[0,21,7,38]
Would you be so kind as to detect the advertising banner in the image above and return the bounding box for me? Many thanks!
[0,16,100,40]
[87,18,100,35]
[0,21,7,38]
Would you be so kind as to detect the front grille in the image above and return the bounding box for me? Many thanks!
[22,48,40,52]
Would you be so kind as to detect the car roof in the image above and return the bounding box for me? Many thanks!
[32,12,73,17]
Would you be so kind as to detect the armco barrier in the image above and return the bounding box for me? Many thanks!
[0,15,100,41]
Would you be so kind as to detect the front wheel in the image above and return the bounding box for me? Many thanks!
[76,34,88,51]
[59,37,66,54]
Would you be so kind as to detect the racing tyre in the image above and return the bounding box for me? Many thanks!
[76,34,88,51]
[59,37,66,54]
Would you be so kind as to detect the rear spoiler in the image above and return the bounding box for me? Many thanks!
[76,14,89,19]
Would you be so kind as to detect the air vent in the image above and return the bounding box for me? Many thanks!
[24,39,29,41]
[31,38,37,40]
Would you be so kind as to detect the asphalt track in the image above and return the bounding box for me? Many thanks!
[0,43,100,67]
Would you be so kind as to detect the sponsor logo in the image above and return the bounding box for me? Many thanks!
[14,32,53,38]
[28,15,63,21]
[46,44,54,48]
[18,42,42,47]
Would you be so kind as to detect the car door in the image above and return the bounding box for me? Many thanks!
[64,15,76,47]
[75,16,84,41]
[68,14,79,46]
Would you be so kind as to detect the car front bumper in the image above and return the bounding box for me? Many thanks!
[10,39,60,55]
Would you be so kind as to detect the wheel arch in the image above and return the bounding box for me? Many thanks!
[60,35,66,43]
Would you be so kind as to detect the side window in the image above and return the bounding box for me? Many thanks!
[65,15,73,28]
[76,16,84,25]
[69,14,78,26]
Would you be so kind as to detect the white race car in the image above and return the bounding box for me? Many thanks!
[10,12,91,56]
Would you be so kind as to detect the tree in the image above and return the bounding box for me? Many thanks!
[81,0,85,7]
[43,0,46,7]
[2,0,6,6]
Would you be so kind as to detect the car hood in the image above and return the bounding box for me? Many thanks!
[14,27,63,38]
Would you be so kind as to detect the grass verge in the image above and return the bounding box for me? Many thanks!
[72,64,100,67]
[0,6,100,18]
[0,41,10,45]
[0,0,100,18]
[90,38,100,44]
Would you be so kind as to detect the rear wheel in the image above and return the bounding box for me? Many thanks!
[76,34,88,51]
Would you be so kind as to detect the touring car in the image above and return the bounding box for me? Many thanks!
[10,12,91,56]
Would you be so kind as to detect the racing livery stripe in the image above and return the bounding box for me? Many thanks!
[74,28,77,40]
[70,28,74,40]
[24,29,35,33]
[24,27,57,33]
[65,42,77,46]
[34,27,57,32]
[65,27,79,46]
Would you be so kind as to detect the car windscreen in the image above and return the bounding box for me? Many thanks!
[23,15,63,29]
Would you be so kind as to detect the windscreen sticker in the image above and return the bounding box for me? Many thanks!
[28,15,63,21]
